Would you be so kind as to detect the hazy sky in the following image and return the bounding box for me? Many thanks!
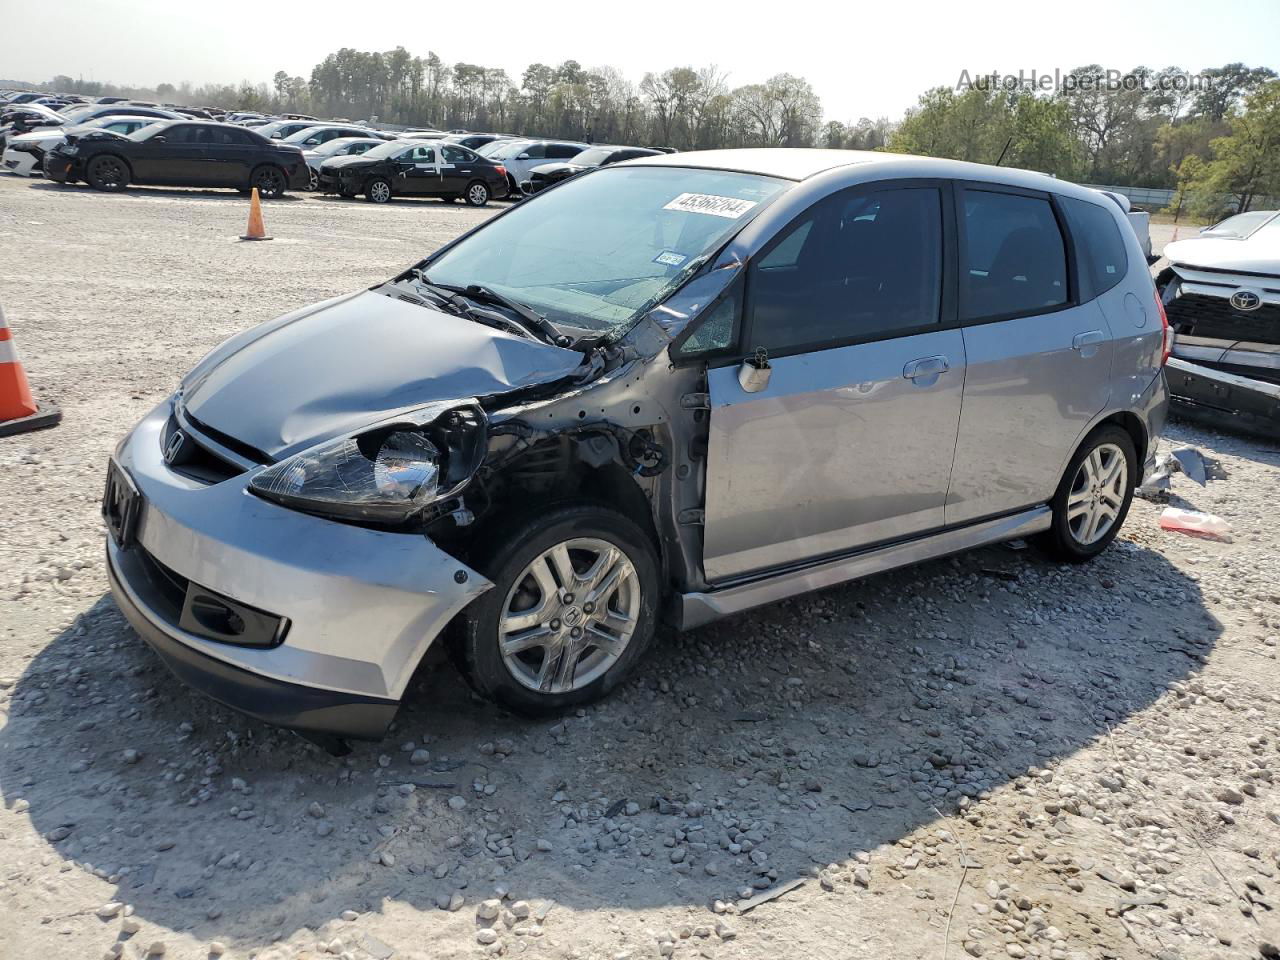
[5,0,1279,120]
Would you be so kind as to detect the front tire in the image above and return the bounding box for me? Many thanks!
[365,178,392,203]
[86,155,129,192]
[464,180,490,207]
[454,505,660,715]
[1039,425,1137,562]
[305,167,319,191]
[250,165,286,199]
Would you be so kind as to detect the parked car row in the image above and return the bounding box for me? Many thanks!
[2,91,673,204]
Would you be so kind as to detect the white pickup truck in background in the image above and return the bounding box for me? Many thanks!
[1094,189,1155,263]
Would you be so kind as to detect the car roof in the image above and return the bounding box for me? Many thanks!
[625,148,1103,199]
[150,119,256,130]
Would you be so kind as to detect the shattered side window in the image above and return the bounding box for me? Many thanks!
[676,291,739,357]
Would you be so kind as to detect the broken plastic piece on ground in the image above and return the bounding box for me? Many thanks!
[1159,506,1232,541]
[1137,445,1227,501]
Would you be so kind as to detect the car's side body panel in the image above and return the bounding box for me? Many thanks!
[703,328,966,581]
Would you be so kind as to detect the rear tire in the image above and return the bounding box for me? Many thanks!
[1038,425,1137,562]
[365,178,392,203]
[250,165,286,199]
[86,155,129,192]
[453,504,660,715]
[464,180,490,207]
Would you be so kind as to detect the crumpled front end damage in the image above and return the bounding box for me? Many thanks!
[108,275,731,747]
[418,260,744,611]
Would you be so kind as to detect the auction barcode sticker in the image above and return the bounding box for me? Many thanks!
[663,193,757,219]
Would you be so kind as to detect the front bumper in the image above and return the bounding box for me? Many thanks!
[43,153,78,182]
[1166,356,1280,439]
[107,545,401,738]
[2,147,39,176]
[285,162,311,190]
[105,401,493,739]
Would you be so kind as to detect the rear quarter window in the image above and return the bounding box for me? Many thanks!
[1059,196,1128,300]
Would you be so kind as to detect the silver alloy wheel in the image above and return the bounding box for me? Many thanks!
[369,180,391,202]
[306,168,318,191]
[1066,442,1128,545]
[468,183,488,205]
[499,537,640,695]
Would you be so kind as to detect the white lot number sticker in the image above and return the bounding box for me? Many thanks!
[663,193,757,219]
[653,250,688,267]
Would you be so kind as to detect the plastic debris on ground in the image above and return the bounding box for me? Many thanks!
[1136,445,1227,501]
[1158,506,1233,541]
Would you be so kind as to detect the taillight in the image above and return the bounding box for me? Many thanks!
[1155,287,1173,366]
[494,164,506,178]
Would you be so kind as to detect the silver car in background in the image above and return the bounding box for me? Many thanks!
[104,149,1169,749]
[480,137,588,196]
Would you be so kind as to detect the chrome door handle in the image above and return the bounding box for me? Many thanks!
[1072,330,1105,351]
[902,355,950,380]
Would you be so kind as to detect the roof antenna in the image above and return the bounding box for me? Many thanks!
[994,136,1013,167]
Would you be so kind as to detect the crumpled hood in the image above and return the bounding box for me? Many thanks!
[1165,236,1280,276]
[181,290,584,460]
[319,154,371,172]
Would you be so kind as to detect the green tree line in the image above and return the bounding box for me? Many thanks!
[886,64,1279,216]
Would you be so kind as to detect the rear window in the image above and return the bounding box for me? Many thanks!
[961,190,1067,321]
[1060,196,1127,300]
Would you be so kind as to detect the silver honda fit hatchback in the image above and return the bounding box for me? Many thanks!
[104,149,1170,747]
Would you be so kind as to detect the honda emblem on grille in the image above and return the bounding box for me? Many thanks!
[1230,290,1262,312]
[163,430,186,465]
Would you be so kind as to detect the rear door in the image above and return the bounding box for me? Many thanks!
[945,185,1114,524]
[219,126,263,185]
[701,182,965,581]
[439,144,477,195]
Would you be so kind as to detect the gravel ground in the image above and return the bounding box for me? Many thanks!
[3,174,1280,960]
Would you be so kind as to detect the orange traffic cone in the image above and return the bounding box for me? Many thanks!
[0,304,61,438]
[240,187,272,241]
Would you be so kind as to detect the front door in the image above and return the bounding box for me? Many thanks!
[944,185,1114,524]
[393,144,440,195]
[702,183,965,582]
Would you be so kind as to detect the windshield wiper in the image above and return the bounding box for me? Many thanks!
[406,274,541,342]
[420,275,572,348]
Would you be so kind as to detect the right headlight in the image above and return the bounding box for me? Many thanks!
[248,402,487,525]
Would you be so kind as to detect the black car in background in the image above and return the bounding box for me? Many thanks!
[320,139,508,205]
[443,132,513,150]
[44,119,310,197]
[523,145,663,194]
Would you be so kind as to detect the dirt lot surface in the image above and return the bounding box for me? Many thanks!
[3,175,1280,960]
